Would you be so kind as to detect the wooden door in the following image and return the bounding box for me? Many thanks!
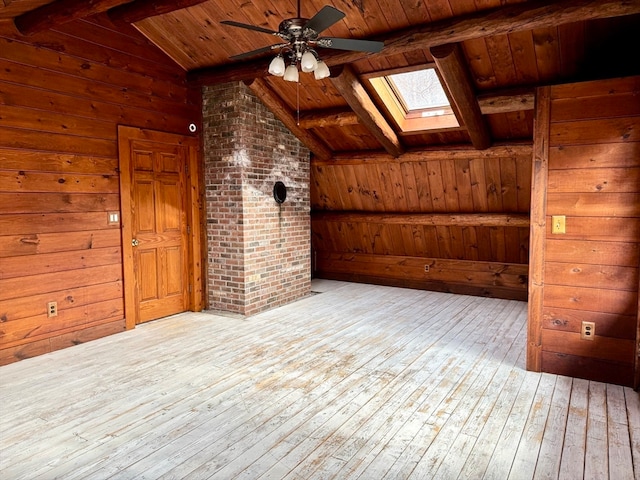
[118,126,203,328]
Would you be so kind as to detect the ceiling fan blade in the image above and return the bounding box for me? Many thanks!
[221,20,278,35]
[229,44,282,60]
[304,6,345,34]
[318,37,384,53]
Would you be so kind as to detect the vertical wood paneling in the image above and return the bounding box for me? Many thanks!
[0,17,199,365]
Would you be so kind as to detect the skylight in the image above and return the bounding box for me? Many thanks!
[387,69,451,112]
[365,66,460,133]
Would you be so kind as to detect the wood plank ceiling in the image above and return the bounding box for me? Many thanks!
[2,0,640,157]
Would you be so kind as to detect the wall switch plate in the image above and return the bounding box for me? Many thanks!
[108,211,120,225]
[552,215,566,234]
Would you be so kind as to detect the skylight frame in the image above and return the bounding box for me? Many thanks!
[363,65,461,134]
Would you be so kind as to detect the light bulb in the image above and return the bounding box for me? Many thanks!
[314,60,330,80]
[283,64,299,82]
[300,51,318,73]
[268,56,285,77]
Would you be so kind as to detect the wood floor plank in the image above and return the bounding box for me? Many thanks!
[533,375,573,479]
[625,388,640,480]
[0,281,638,480]
[474,369,541,480]
[607,385,635,480]
[558,378,589,480]
[585,382,609,479]
[507,373,558,480]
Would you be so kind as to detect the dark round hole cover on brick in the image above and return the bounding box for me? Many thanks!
[273,181,287,203]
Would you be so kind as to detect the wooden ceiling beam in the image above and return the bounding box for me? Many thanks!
[245,78,333,161]
[477,88,535,114]
[330,65,404,158]
[315,143,533,165]
[431,43,491,150]
[298,87,535,130]
[298,109,360,129]
[188,0,640,85]
[108,0,210,24]
[312,212,530,228]
[14,0,133,36]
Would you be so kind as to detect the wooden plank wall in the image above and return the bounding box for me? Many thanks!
[0,16,200,365]
[533,76,640,387]
[311,146,532,300]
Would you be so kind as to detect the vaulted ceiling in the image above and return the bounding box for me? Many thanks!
[2,0,640,158]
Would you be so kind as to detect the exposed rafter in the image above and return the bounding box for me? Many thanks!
[331,65,404,158]
[431,43,491,150]
[188,0,640,85]
[244,78,333,161]
[14,0,132,36]
[108,0,210,24]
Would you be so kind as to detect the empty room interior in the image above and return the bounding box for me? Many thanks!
[1,0,639,478]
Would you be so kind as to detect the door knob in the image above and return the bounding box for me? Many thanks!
[131,239,139,246]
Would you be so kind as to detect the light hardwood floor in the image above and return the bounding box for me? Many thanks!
[1,280,639,479]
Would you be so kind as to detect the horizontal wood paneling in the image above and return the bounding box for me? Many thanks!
[541,351,634,387]
[0,264,123,302]
[549,116,640,145]
[544,262,638,291]
[544,216,640,243]
[543,285,637,316]
[0,171,119,193]
[314,251,527,300]
[2,298,124,348]
[0,281,123,324]
[548,143,640,170]
[0,193,120,215]
[0,247,122,279]
[542,307,636,339]
[0,149,118,175]
[542,329,635,364]
[0,230,120,257]
[0,16,198,364]
[535,75,640,387]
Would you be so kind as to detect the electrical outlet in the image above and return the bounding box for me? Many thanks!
[581,321,595,340]
[47,301,58,318]
[424,265,430,273]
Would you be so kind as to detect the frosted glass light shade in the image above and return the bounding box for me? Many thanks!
[283,64,299,82]
[314,60,330,80]
[300,51,318,73]
[268,56,286,76]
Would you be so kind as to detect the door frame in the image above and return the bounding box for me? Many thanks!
[118,125,204,329]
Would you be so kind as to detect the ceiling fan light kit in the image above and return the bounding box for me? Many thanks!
[283,64,300,82]
[221,1,383,82]
[268,55,286,76]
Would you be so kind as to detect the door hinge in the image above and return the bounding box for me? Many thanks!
[187,225,191,234]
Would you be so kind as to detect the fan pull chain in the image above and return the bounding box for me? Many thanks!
[296,80,300,126]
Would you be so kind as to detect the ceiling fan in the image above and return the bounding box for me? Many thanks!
[221,0,384,81]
